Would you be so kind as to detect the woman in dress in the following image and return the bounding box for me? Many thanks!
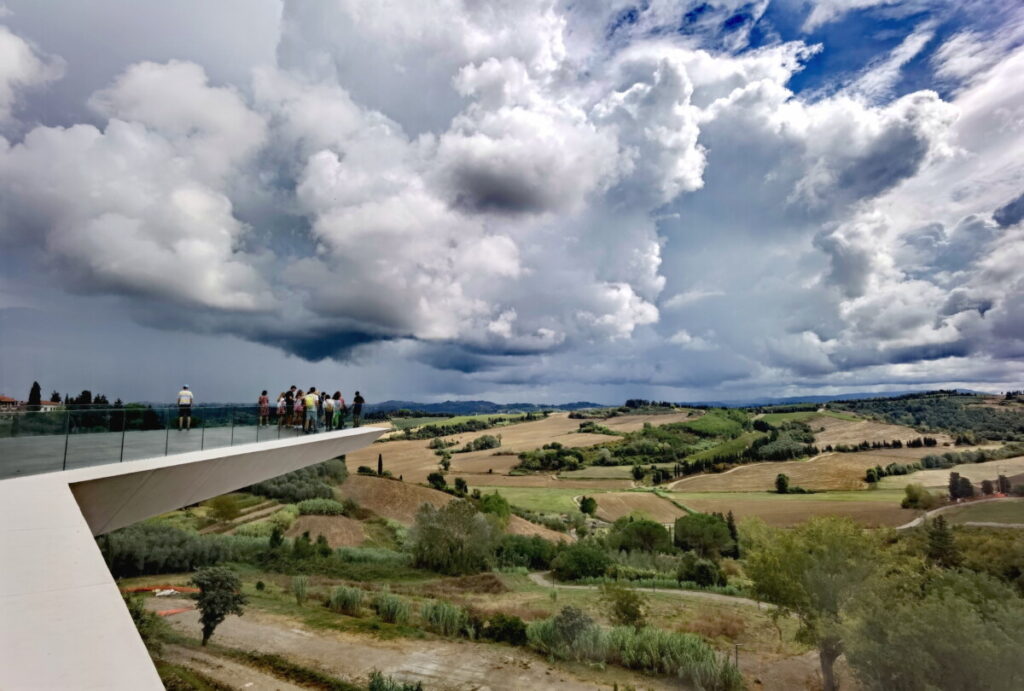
[258,390,270,426]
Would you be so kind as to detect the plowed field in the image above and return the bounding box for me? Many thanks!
[591,492,688,523]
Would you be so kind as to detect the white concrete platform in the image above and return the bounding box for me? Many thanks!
[0,427,385,690]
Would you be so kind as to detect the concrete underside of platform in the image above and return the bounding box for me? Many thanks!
[0,427,385,690]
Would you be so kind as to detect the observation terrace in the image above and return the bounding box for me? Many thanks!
[0,406,384,689]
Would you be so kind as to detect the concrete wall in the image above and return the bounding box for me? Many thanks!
[0,427,384,690]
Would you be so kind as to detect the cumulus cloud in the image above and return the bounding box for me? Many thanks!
[0,23,62,121]
[0,1,1022,400]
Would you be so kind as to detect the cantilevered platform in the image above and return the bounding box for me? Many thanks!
[0,426,385,690]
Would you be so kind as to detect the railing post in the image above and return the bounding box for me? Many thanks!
[119,410,127,462]
[200,413,205,451]
[164,409,170,456]
[62,410,70,471]
[230,407,235,446]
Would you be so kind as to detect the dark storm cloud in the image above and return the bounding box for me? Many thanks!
[993,191,1024,227]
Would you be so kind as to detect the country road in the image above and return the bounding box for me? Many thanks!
[527,571,767,609]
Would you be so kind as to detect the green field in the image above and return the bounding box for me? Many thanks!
[759,410,860,425]
[686,431,764,462]
[682,410,746,437]
[670,489,907,504]
[386,416,451,430]
[943,500,1024,525]
[469,486,606,514]
[442,413,528,425]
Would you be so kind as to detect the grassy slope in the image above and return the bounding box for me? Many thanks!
[943,500,1024,525]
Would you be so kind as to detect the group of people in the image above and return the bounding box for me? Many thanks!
[175,384,366,434]
[261,386,365,433]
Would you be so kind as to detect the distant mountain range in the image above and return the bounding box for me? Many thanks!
[364,400,607,414]
[362,389,988,414]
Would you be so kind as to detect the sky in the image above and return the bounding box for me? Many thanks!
[1,0,1023,405]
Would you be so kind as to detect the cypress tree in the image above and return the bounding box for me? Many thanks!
[726,510,740,558]
[377,453,383,476]
[27,381,41,411]
[948,472,961,500]
[926,516,961,568]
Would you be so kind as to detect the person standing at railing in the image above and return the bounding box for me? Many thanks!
[352,391,365,428]
[276,392,288,429]
[334,391,347,429]
[258,390,270,427]
[177,385,193,431]
[293,389,304,431]
[323,393,335,431]
[303,387,319,433]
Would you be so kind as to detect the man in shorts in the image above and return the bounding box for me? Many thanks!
[177,385,193,430]
[303,387,319,433]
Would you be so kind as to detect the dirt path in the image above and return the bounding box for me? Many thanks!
[151,598,670,690]
[896,497,1024,529]
[527,572,766,609]
[161,643,306,691]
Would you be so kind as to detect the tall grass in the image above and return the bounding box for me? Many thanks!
[334,547,411,565]
[419,600,468,637]
[371,592,410,625]
[526,614,743,691]
[291,575,308,606]
[328,586,364,616]
[297,498,348,515]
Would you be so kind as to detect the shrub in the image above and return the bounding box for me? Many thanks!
[122,592,168,654]
[527,606,604,661]
[458,434,502,453]
[372,592,411,625]
[550,543,611,581]
[420,600,468,637]
[328,586,364,616]
[483,613,528,646]
[426,472,447,490]
[598,582,647,628]
[478,491,511,521]
[207,495,241,522]
[495,534,556,569]
[291,575,309,606]
[901,483,940,510]
[297,498,347,515]
[368,671,423,691]
[357,465,376,475]
[775,473,789,494]
[234,520,276,537]
[407,500,500,575]
[677,553,725,587]
[605,626,743,690]
[255,580,265,591]
[579,496,597,515]
[248,461,343,502]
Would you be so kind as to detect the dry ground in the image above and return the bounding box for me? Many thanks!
[671,447,961,493]
[458,473,633,489]
[812,415,952,446]
[592,492,689,523]
[346,411,695,483]
[880,454,1024,489]
[285,515,367,548]
[672,491,916,527]
[152,599,656,691]
[335,474,569,542]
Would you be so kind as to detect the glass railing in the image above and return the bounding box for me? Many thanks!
[0,404,360,480]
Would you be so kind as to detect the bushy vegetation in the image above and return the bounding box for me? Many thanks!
[98,523,268,578]
[401,416,522,440]
[368,671,424,691]
[577,420,620,435]
[837,391,1024,440]
[371,591,411,624]
[407,500,501,574]
[191,566,246,645]
[456,434,501,453]
[328,585,364,616]
[247,460,348,503]
[551,542,612,580]
[419,600,469,637]
[526,606,743,691]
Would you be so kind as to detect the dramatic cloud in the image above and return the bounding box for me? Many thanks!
[0,0,1022,403]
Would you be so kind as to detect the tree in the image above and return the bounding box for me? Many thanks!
[608,517,672,553]
[725,510,740,558]
[926,516,961,568]
[426,471,447,491]
[631,464,645,481]
[674,513,734,559]
[958,476,974,499]
[981,479,995,495]
[845,569,1024,691]
[190,566,246,645]
[407,500,500,574]
[207,495,241,523]
[746,517,877,691]
[49,390,61,403]
[599,582,647,628]
[949,472,961,500]
[579,496,597,516]
[122,592,167,654]
[453,477,468,495]
[775,473,790,494]
[865,467,879,484]
[550,542,611,580]
[377,453,383,476]
[478,491,510,521]
[998,474,1012,494]
[27,381,41,411]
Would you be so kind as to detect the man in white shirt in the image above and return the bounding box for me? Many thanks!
[177,385,194,430]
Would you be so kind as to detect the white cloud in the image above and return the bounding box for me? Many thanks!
[802,0,902,33]
[0,23,62,121]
